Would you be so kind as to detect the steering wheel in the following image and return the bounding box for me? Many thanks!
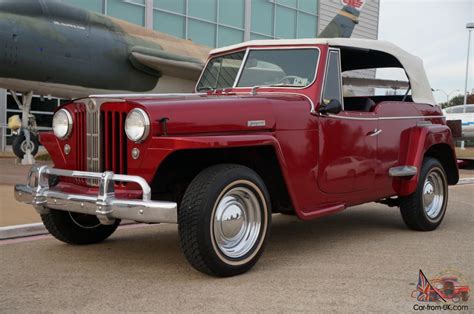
[277,75,305,85]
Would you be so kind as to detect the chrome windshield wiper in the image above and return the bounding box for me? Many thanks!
[196,86,214,92]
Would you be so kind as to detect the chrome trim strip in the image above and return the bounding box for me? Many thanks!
[14,166,178,224]
[89,93,206,98]
[389,166,417,177]
[231,91,316,114]
[321,114,445,121]
[232,48,250,88]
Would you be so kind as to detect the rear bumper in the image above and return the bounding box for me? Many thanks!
[14,166,177,225]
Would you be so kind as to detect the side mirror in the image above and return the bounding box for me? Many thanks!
[319,99,342,115]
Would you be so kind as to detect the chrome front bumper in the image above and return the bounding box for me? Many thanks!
[14,166,177,225]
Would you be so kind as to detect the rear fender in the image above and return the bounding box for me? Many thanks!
[393,124,458,196]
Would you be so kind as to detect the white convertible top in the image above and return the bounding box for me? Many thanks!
[211,38,436,106]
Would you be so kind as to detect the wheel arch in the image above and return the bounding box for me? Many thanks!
[424,143,459,185]
[394,125,459,195]
[150,145,294,213]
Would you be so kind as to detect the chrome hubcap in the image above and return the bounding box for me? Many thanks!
[213,186,262,259]
[21,140,35,153]
[423,170,444,219]
[69,212,101,229]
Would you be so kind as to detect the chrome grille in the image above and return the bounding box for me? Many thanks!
[86,99,100,185]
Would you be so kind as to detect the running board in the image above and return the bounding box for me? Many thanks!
[389,166,417,177]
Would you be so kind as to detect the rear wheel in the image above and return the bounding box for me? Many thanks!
[178,164,271,277]
[400,158,448,231]
[41,209,120,244]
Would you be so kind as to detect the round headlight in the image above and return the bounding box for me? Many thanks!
[125,108,150,142]
[52,109,72,139]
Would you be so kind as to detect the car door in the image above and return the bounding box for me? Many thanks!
[317,49,378,194]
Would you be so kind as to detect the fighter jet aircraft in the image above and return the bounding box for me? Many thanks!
[0,0,362,161]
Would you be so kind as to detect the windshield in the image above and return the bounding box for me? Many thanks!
[196,48,319,91]
[196,51,245,92]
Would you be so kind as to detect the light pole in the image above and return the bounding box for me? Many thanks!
[463,23,473,110]
[461,23,473,149]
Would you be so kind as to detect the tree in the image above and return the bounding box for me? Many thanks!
[439,93,474,108]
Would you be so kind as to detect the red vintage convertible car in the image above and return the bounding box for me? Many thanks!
[15,38,459,276]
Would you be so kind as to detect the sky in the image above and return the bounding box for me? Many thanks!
[378,0,474,103]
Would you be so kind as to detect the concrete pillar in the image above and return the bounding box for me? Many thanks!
[0,89,6,151]
[244,0,252,41]
[145,0,154,29]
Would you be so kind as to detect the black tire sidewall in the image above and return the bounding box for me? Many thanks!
[12,132,39,158]
[416,159,448,226]
[42,209,120,245]
[401,157,448,231]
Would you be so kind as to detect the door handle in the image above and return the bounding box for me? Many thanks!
[367,128,382,137]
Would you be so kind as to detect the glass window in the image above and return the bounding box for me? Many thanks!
[277,0,298,8]
[188,0,217,22]
[196,51,245,91]
[251,0,274,36]
[297,12,317,38]
[107,0,145,26]
[468,106,474,113]
[219,0,244,28]
[187,19,216,47]
[275,6,296,38]
[322,51,342,104]
[299,0,318,14]
[218,27,244,47]
[237,49,319,88]
[154,0,186,14]
[250,33,273,40]
[63,0,102,13]
[153,11,185,38]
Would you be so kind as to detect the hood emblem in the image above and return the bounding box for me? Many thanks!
[247,120,266,127]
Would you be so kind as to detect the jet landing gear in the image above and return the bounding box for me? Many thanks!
[8,91,38,165]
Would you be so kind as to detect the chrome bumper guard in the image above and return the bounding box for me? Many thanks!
[14,166,177,225]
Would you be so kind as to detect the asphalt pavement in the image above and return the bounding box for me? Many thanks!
[1,183,473,312]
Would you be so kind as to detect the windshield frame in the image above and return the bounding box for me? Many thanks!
[195,46,321,92]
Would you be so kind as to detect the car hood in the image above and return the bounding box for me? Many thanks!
[124,93,311,136]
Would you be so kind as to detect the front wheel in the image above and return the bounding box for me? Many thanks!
[41,209,120,245]
[178,164,271,277]
[400,157,448,231]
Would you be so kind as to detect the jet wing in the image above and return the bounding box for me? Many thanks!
[129,46,205,80]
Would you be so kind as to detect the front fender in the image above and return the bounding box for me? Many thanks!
[393,124,457,196]
[133,134,288,183]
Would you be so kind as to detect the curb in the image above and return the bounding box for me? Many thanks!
[457,177,474,186]
[0,223,47,240]
[0,220,136,240]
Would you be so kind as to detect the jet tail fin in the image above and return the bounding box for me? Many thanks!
[129,46,205,80]
[318,5,360,38]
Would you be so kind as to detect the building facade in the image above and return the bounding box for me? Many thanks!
[0,0,379,150]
